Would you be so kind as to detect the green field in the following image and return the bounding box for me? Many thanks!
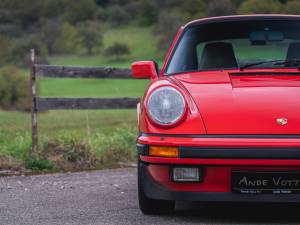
[0,26,160,172]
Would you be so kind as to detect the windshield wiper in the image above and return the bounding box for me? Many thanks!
[240,59,300,71]
[240,60,283,71]
[273,59,300,68]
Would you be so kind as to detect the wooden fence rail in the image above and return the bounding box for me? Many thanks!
[30,49,140,153]
[35,65,132,79]
[36,97,140,111]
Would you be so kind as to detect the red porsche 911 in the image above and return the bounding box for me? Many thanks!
[132,15,300,214]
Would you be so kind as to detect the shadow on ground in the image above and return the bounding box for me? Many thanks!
[164,202,300,224]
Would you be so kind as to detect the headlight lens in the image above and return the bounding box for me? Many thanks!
[147,86,186,126]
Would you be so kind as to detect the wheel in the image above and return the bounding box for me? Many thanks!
[138,160,175,215]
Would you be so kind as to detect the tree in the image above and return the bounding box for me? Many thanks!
[105,5,131,27]
[285,0,300,14]
[39,20,62,55]
[10,36,47,67]
[238,0,282,14]
[207,0,236,17]
[138,0,158,26]
[154,12,183,51]
[64,0,98,24]
[104,43,130,60]
[182,0,206,20]
[0,35,14,66]
[77,21,103,55]
[55,23,80,53]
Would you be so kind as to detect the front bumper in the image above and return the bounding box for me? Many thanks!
[140,162,300,202]
[138,134,300,203]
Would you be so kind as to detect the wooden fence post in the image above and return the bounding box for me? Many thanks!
[30,49,38,155]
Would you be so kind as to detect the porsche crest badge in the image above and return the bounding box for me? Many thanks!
[276,118,288,126]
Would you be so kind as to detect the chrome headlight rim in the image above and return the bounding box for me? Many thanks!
[145,85,188,128]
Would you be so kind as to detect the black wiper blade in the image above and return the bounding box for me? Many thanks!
[239,60,282,71]
[273,59,300,68]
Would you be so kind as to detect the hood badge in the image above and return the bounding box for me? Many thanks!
[277,118,288,126]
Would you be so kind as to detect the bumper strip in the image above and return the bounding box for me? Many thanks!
[140,163,300,203]
[179,146,300,159]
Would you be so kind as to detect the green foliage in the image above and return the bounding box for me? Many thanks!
[138,0,158,26]
[285,0,300,14]
[77,21,103,55]
[104,43,130,60]
[0,35,14,66]
[55,23,80,54]
[238,0,282,14]
[154,12,183,51]
[25,158,55,171]
[64,0,98,24]
[182,0,206,20]
[39,20,63,55]
[0,66,31,111]
[10,37,47,67]
[105,5,131,27]
[207,0,236,16]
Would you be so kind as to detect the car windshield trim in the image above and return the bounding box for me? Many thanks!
[164,66,300,76]
[164,19,300,76]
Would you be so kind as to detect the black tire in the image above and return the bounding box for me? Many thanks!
[138,161,175,215]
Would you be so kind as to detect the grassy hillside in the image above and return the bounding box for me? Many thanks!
[50,26,165,68]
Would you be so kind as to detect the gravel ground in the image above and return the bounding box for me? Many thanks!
[0,168,300,225]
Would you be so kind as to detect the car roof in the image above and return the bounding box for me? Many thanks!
[184,14,300,28]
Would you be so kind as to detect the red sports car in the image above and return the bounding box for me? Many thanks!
[132,15,300,214]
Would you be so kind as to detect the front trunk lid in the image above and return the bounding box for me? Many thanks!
[173,70,300,134]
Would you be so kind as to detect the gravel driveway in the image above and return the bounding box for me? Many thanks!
[0,168,300,225]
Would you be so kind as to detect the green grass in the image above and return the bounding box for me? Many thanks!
[0,109,138,171]
[39,78,148,97]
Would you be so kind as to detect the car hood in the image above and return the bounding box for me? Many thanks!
[173,70,300,134]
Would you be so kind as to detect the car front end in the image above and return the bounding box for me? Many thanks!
[132,15,300,214]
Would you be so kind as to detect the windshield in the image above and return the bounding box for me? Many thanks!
[165,19,300,74]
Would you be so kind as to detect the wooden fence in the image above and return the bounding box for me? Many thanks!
[30,49,140,154]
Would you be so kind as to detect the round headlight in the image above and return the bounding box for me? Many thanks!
[147,86,186,126]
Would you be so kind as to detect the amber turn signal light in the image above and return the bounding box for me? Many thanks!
[149,146,179,157]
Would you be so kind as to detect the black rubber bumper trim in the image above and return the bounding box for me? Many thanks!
[141,133,300,139]
[140,162,300,203]
[179,147,300,159]
[137,143,148,155]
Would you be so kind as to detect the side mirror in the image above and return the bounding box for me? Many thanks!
[131,61,158,80]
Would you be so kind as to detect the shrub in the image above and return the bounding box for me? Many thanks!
[25,158,55,171]
[104,42,130,60]
[0,66,32,111]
